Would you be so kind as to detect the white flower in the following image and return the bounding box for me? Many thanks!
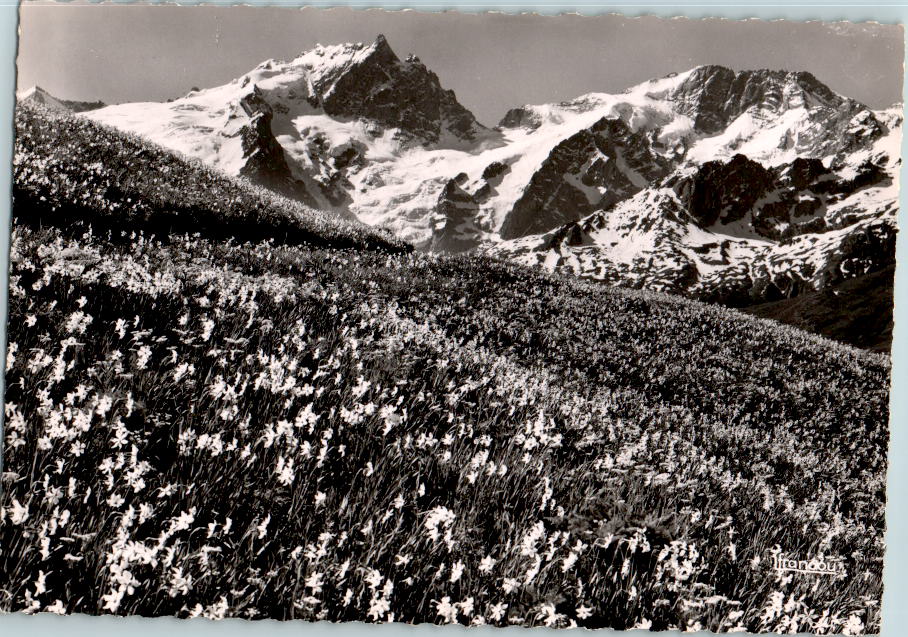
[65,311,92,334]
[488,602,508,621]
[305,572,324,594]
[368,596,391,621]
[9,499,29,524]
[562,552,579,572]
[424,506,456,542]
[275,456,295,486]
[168,568,192,597]
[6,342,17,370]
[576,605,593,620]
[435,596,459,624]
[539,603,564,627]
[135,345,152,369]
[842,613,865,636]
[138,503,154,525]
[173,362,194,382]
[478,555,496,574]
[200,319,215,341]
[450,560,465,583]
[203,597,229,621]
[256,515,270,539]
[101,587,124,612]
[34,571,47,595]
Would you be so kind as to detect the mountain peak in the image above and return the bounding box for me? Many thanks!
[294,34,398,76]
[17,85,69,112]
[288,34,484,144]
[18,85,49,100]
[688,63,734,76]
[373,33,390,49]
[670,64,857,134]
[17,85,106,113]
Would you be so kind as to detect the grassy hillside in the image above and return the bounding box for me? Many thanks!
[0,105,891,634]
[12,102,408,253]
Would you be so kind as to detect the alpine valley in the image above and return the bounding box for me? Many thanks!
[28,35,901,349]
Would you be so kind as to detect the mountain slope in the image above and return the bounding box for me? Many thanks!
[481,76,899,350]
[490,129,898,304]
[86,35,490,219]
[14,101,407,253]
[17,85,105,113]
[75,43,899,348]
[741,265,894,352]
[2,108,890,628]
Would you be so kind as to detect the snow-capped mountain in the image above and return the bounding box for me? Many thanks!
[17,85,68,111]
[17,86,105,113]
[485,75,900,304]
[84,35,491,223]
[74,36,899,318]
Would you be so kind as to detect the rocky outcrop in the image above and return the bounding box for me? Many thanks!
[666,152,891,240]
[234,87,317,207]
[669,66,884,156]
[499,117,672,239]
[430,178,482,252]
[498,106,544,130]
[670,154,776,227]
[306,35,485,145]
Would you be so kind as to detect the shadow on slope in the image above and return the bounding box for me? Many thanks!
[12,101,410,254]
[742,266,894,353]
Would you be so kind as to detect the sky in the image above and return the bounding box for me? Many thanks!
[15,5,905,126]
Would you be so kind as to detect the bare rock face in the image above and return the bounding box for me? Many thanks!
[670,154,777,228]
[666,152,891,240]
[499,117,672,239]
[431,178,482,252]
[669,65,884,155]
[498,106,544,130]
[307,35,485,145]
[234,87,317,207]
[533,147,896,310]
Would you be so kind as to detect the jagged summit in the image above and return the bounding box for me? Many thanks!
[83,51,898,340]
[163,35,486,147]
[17,84,45,99]
[670,65,862,134]
[86,34,488,212]
[29,48,901,347]
[289,34,486,143]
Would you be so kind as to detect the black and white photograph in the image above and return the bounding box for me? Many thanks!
[0,5,901,634]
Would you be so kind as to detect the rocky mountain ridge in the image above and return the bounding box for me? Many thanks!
[26,36,901,347]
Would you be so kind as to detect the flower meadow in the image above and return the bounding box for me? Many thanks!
[0,102,892,634]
